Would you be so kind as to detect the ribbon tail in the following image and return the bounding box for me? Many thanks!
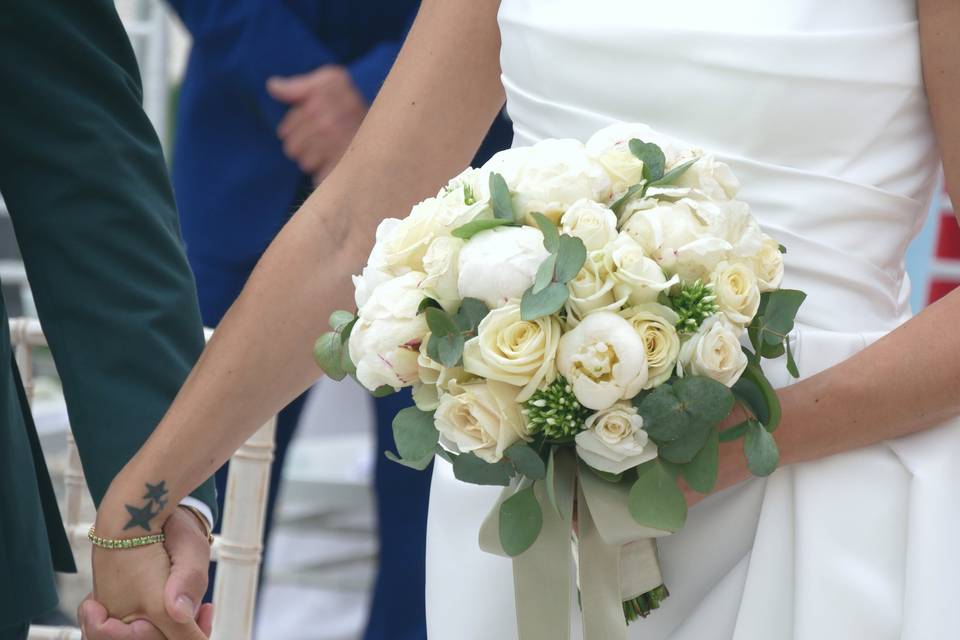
[620,538,664,599]
[578,482,629,640]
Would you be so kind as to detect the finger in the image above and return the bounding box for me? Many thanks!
[157,618,209,640]
[79,596,107,638]
[197,603,214,637]
[277,102,315,140]
[129,619,165,640]
[164,513,211,624]
[266,73,315,104]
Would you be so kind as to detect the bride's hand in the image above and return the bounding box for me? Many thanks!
[82,506,214,639]
[681,403,755,509]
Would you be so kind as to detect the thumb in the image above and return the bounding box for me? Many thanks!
[158,618,210,640]
[163,511,212,624]
[267,73,314,104]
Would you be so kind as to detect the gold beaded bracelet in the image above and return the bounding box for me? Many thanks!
[88,525,165,550]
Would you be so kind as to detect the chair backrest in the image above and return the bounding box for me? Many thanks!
[13,318,277,640]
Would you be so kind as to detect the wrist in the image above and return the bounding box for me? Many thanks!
[97,469,176,539]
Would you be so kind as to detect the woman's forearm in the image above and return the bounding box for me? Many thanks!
[96,0,506,535]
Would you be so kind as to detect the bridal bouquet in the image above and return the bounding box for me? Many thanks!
[315,123,805,639]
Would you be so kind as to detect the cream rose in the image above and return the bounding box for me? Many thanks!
[620,303,681,388]
[434,379,528,463]
[482,139,612,224]
[420,236,463,311]
[575,403,658,474]
[750,236,785,292]
[565,250,627,326]
[557,311,649,410]
[560,199,618,252]
[603,235,679,304]
[457,226,550,308]
[711,261,761,326]
[678,315,748,387]
[348,272,429,391]
[462,301,562,402]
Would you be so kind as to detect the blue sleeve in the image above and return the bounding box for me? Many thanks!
[345,7,419,104]
[165,0,336,127]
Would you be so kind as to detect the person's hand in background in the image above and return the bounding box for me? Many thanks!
[267,65,369,184]
[79,506,214,639]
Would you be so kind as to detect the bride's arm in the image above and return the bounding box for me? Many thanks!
[704,0,960,501]
[95,0,504,535]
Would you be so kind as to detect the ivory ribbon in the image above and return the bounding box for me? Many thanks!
[479,449,668,640]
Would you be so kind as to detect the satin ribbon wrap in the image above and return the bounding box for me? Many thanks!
[479,449,669,640]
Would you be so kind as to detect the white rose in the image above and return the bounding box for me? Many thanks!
[678,315,748,387]
[560,199,618,252]
[575,403,658,474]
[457,226,550,308]
[603,234,679,304]
[620,303,681,388]
[557,311,649,411]
[566,250,627,327]
[482,139,612,224]
[348,272,429,391]
[586,123,681,199]
[710,261,761,326]
[645,150,740,202]
[434,379,528,463]
[420,236,463,310]
[462,301,562,402]
[380,197,477,273]
[750,236,784,292]
[353,218,401,307]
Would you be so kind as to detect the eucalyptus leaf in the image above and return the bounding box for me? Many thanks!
[384,450,434,471]
[680,428,719,493]
[530,211,560,253]
[554,235,587,284]
[417,297,443,314]
[520,282,569,320]
[749,289,806,349]
[611,183,644,217]
[432,331,465,368]
[648,157,698,188]
[656,423,715,464]
[314,332,347,381]
[451,217,513,240]
[425,307,459,337]
[639,376,734,443]
[453,297,490,334]
[499,485,543,556]
[588,468,624,483]
[372,385,396,398]
[504,443,547,480]
[786,338,799,378]
[778,244,787,254]
[718,420,750,442]
[628,460,687,532]
[329,310,355,332]
[392,407,439,461]
[533,253,557,294]
[629,139,666,183]
[339,340,356,377]
[453,452,514,486]
[744,420,780,477]
[736,360,782,431]
[489,172,516,221]
[339,316,358,346]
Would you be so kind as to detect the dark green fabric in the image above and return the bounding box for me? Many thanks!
[0,620,29,640]
[0,0,217,626]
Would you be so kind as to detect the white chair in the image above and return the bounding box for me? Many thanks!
[13,319,277,640]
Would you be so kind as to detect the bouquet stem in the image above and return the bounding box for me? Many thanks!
[623,584,670,623]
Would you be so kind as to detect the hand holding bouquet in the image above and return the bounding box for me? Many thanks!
[315,123,805,639]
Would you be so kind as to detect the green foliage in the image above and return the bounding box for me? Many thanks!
[748,289,806,361]
[499,484,543,556]
[554,235,587,284]
[648,157,698,188]
[679,428,719,493]
[733,358,782,431]
[668,280,719,334]
[451,217,514,239]
[314,309,358,381]
[453,452,514,486]
[504,443,547,480]
[489,172,516,221]
[637,377,734,464]
[523,376,592,439]
[392,407,439,461]
[424,299,490,367]
[533,253,557,294]
[629,139,666,183]
[743,419,779,476]
[628,459,687,532]
[520,281,569,320]
[520,214,587,321]
[611,183,644,217]
[530,211,560,253]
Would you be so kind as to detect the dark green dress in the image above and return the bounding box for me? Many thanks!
[0,0,216,628]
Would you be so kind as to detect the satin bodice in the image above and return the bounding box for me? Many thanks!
[499,0,940,349]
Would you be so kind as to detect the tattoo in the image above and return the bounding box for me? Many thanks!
[123,480,169,532]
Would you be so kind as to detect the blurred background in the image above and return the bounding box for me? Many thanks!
[1,2,957,639]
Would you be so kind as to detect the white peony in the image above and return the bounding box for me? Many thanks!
[348,272,429,391]
[482,139,612,224]
[710,260,761,326]
[750,236,785,292]
[603,234,679,304]
[645,150,740,202]
[434,379,529,463]
[462,301,562,402]
[353,218,400,308]
[620,303,681,388]
[677,315,748,387]
[457,226,550,308]
[557,311,649,411]
[560,199,618,252]
[575,403,658,474]
[566,250,627,326]
[585,123,680,200]
[420,236,463,311]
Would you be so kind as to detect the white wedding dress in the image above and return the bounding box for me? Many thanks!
[425,0,960,637]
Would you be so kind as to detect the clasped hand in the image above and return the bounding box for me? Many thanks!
[79,506,214,639]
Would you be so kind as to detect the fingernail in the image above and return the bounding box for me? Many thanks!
[176,595,197,619]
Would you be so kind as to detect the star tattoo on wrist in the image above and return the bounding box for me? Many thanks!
[123,480,169,532]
